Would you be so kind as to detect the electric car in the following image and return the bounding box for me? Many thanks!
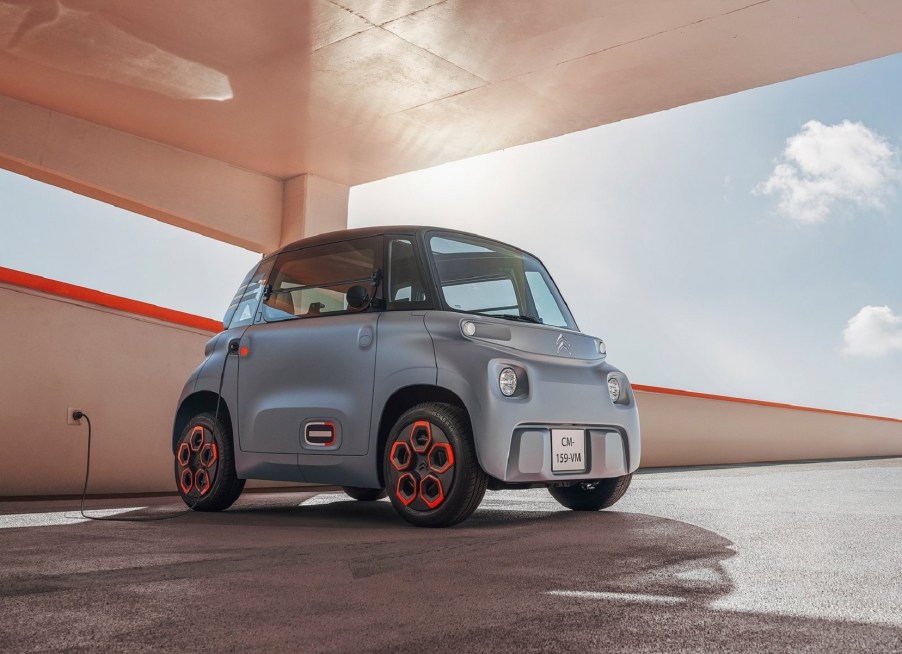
[172,226,640,527]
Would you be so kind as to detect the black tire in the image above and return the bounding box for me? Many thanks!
[174,411,245,512]
[547,474,633,511]
[383,402,487,527]
[343,486,387,501]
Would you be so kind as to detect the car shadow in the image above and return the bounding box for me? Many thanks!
[181,494,739,605]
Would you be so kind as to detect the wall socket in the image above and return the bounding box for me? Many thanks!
[67,408,84,426]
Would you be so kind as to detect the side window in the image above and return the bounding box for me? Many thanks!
[387,238,429,309]
[262,237,381,321]
[225,257,273,329]
[525,271,568,328]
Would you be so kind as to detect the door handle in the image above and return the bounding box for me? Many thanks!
[358,326,374,348]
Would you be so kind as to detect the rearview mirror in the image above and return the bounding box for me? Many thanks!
[346,285,371,310]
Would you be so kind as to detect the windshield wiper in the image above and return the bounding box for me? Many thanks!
[494,313,543,324]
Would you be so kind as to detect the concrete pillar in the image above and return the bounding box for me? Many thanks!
[280,174,350,249]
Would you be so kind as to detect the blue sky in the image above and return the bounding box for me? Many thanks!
[0,170,261,318]
[349,54,902,417]
[2,54,901,416]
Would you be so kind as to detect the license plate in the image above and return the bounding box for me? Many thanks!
[551,429,586,473]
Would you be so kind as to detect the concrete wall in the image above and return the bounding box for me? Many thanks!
[0,282,213,496]
[0,274,300,496]
[635,389,902,468]
[2,278,900,497]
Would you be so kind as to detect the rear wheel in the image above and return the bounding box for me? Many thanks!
[174,411,244,511]
[384,402,487,527]
[548,474,632,511]
[343,486,387,501]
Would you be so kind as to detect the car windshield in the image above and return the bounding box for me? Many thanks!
[428,232,577,330]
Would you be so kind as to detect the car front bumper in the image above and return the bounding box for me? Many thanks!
[436,353,641,483]
[501,422,636,483]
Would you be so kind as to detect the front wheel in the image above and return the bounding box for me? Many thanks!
[384,402,487,527]
[174,411,245,511]
[343,486,387,501]
[547,474,632,511]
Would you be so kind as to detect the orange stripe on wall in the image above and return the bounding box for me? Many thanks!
[632,384,902,424]
[0,266,222,333]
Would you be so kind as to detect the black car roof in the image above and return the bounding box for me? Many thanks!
[276,226,417,253]
[274,225,535,258]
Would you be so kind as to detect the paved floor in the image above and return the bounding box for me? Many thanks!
[1,459,900,653]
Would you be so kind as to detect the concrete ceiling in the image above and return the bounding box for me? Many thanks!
[2,0,902,188]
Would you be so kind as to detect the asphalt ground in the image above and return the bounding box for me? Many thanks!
[1,458,900,653]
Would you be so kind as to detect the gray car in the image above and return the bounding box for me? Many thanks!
[172,226,640,527]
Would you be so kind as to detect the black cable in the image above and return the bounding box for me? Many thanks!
[77,409,190,521]
[78,341,233,522]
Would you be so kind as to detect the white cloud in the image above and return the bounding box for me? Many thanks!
[843,305,902,358]
[756,120,900,223]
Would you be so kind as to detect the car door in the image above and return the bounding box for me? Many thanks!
[236,236,383,457]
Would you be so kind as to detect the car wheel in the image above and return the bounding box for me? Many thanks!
[343,486,387,501]
[384,402,487,527]
[547,474,633,511]
[175,411,245,511]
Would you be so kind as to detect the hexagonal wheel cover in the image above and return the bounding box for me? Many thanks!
[177,442,191,467]
[194,469,211,495]
[409,421,432,453]
[396,472,417,506]
[179,467,193,494]
[200,442,218,467]
[419,474,445,509]
[427,442,454,474]
[390,441,412,471]
[189,426,205,451]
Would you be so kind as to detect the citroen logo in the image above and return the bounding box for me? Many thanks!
[555,333,572,356]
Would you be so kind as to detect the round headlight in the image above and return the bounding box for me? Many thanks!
[598,339,606,357]
[499,367,518,397]
[462,321,476,336]
[608,377,621,403]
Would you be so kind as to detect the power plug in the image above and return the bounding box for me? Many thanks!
[68,408,84,426]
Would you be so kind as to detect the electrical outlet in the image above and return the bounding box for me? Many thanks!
[67,408,83,426]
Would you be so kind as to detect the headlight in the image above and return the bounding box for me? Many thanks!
[607,377,621,403]
[499,367,518,397]
[598,339,606,357]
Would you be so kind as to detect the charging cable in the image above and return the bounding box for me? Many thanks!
[76,409,192,522]
[77,339,234,522]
